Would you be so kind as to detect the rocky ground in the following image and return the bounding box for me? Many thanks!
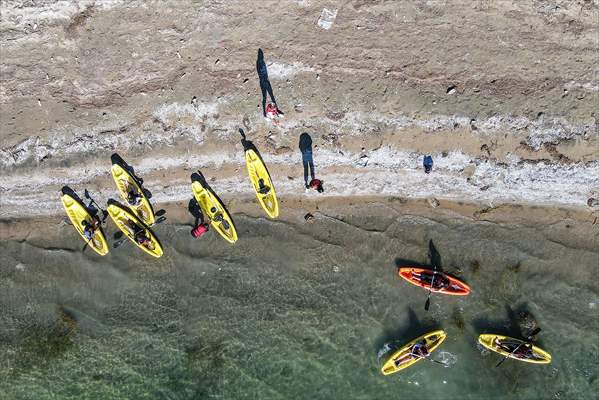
[1,0,598,218]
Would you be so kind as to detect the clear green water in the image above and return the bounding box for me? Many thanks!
[1,205,598,399]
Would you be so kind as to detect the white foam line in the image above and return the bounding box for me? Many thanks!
[0,0,126,30]
[278,112,595,151]
[1,146,597,218]
[266,61,315,79]
[2,100,595,168]
[0,99,223,168]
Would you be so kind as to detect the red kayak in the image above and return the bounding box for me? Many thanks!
[398,267,471,296]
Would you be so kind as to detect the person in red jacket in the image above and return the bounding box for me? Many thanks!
[191,223,209,238]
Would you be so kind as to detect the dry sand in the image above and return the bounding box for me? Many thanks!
[1,0,598,219]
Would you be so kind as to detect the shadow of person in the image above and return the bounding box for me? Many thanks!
[428,239,443,272]
[299,133,315,186]
[256,48,281,117]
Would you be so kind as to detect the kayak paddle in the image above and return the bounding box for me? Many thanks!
[152,216,166,226]
[84,189,108,222]
[424,269,437,311]
[412,353,448,367]
[495,327,541,367]
[425,240,439,311]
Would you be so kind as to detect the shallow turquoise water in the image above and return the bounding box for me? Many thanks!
[1,204,598,399]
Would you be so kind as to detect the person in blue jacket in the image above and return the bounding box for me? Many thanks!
[423,155,433,174]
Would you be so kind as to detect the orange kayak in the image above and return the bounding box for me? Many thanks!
[398,267,470,296]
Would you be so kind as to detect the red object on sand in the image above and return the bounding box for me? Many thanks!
[397,267,471,296]
[309,179,322,190]
[192,224,208,238]
[265,103,278,118]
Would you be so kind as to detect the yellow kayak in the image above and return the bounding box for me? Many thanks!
[107,202,163,258]
[478,334,551,364]
[245,148,279,218]
[191,180,238,243]
[381,330,447,375]
[61,192,109,256]
[111,162,155,226]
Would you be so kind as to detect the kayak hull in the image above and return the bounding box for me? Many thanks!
[381,330,447,375]
[111,162,155,226]
[245,149,279,218]
[398,267,471,296]
[191,181,238,243]
[107,202,163,258]
[61,193,109,256]
[478,334,551,364]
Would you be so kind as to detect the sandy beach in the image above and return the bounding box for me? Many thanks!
[1,0,598,219]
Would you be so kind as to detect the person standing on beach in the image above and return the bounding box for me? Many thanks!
[257,49,283,118]
[299,133,323,191]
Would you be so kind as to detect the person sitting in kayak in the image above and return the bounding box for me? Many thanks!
[258,178,271,195]
[134,229,151,246]
[514,343,534,359]
[413,271,449,290]
[309,178,324,193]
[411,342,429,358]
[81,217,100,240]
[394,342,429,367]
[494,339,533,359]
[210,207,230,230]
[125,219,149,245]
[127,187,142,206]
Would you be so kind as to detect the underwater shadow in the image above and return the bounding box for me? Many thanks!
[428,239,443,271]
[374,307,438,353]
[472,302,540,340]
[394,258,430,269]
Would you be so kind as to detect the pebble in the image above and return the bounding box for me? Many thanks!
[427,197,440,208]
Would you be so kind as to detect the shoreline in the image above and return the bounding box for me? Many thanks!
[3,195,598,254]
